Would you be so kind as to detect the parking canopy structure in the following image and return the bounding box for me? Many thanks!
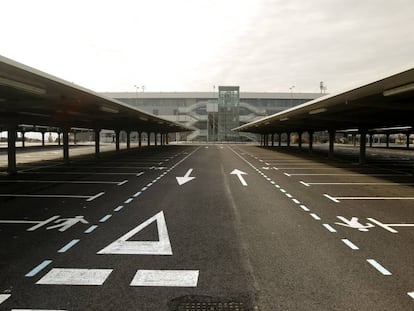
[233,68,414,164]
[0,55,190,173]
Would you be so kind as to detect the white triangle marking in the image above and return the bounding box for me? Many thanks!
[97,211,172,255]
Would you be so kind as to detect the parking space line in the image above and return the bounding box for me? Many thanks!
[0,194,91,199]
[324,194,341,203]
[300,181,310,187]
[130,270,199,287]
[367,259,392,275]
[117,180,128,186]
[333,196,414,201]
[323,224,337,233]
[0,180,125,185]
[36,268,113,286]
[341,239,359,250]
[11,309,67,311]
[25,260,53,277]
[86,192,105,202]
[284,173,409,176]
[58,239,80,253]
[302,182,414,186]
[19,171,144,176]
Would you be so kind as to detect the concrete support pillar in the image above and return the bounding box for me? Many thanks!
[21,130,25,148]
[328,130,335,159]
[62,127,69,164]
[278,133,282,146]
[147,132,151,146]
[95,129,101,158]
[7,125,17,174]
[271,134,274,147]
[407,133,411,149]
[369,134,373,148]
[41,131,46,147]
[359,129,367,165]
[287,132,291,147]
[298,132,303,149]
[386,133,390,148]
[126,131,131,149]
[138,132,142,147]
[308,131,314,154]
[115,130,120,151]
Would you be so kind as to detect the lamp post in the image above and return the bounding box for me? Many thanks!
[134,85,139,105]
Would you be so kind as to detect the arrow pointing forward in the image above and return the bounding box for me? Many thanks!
[230,169,248,186]
[176,169,196,186]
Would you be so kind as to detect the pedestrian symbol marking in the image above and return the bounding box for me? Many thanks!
[46,216,88,232]
[97,211,172,255]
[0,215,88,232]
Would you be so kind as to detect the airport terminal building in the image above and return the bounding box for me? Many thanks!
[102,87,321,142]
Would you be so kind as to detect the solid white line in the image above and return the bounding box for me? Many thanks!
[292,199,300,204]
[305,182,414,186]
[58,239,80,253]
[117,180,129,186]
[367,259,392,275]
[341,239,359,250]
[25,260,53,277]
[284,173,291,177]
[310,213,321,220]
[99,215,112,223]
[0,180,121,185]
[324,194,340,203]
[114,205,124,212]
[323,224,337,233]
[0,294,11,304]
[130,270,199,287]
[335,197,414,200]
[124,198,133,204]
[300,205,310,212]
[86,192,105,202]
[11,309,67,311]
[22,171,142,175]
[408,292,414,299]
[300,181,310,187]
[84,225,98,234]
[0,194,90,199]
[36,268,113,285]
[286,173,408,176]
[136,172,144,177]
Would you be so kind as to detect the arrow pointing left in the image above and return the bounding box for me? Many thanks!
[176,169,195,186]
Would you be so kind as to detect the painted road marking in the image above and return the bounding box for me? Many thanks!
[86,192,105,202]
[0,216,59,231]
[84,225,98,234]
[324,194,341,203]
[310,213,321,220]
[300,205,310,212]
[114,205,124,212]
[301,182,414,186]
[285,193,293,198]
[0,294,11,304]
[0,194,91,199]
[99,215,112,223]
[366,218,414,233]
[0,180,126,185]
[408,292,414,299]
[25,260,53,277]
[11,309,67,311]
[20,171,144,176]
[176,168,196,186]
[124,198,133,204]
[117,180,129,186]
[230,169,248,186]
[323,224,337,233]
[130,270,199,287]
[367,259,392,275]
[98,211,172,255]
[341,239,359,250]
[133,191,142,197]
[330,196,414,201]
[36,268,112,285]
[136,172,144,177]
[58,239,80,253]
[280,189,286,193]
[292,199,300,204]
[284,173,408,176]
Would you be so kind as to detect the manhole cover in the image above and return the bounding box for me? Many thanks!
[169,295,251,311]
[176,301,247,311]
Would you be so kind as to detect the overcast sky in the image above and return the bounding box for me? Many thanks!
[2,0,414,94]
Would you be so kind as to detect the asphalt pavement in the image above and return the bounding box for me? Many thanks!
[0,144,413,310]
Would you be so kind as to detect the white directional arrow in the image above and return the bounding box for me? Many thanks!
[176,169,196,186]
[230,169,248,186]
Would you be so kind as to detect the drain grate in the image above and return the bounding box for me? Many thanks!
[176,301,247,311]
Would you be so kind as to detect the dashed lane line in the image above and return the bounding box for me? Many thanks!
[99,215,112,223]
[114,205,124,212]
[310,213,321,220]
[341,239,359,250]
[323,224,337,233]
[25,260,53,277]
[300,205,310,212]
[367,259,392,275]
[58,239,80,253]
[84,225,98,234]
[124,198,133,204]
